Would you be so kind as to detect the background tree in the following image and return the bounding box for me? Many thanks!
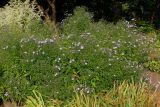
[1,0,160,28]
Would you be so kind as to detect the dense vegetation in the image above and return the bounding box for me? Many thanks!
[1,0,160,106]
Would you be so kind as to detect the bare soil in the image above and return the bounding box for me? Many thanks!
[142,70,160,107]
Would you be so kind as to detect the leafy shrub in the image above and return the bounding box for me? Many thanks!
[60,7,92,35]
[144,61,160,72]
[136,21,155,33]
[144,36,160,72]
[0,0,54,102]
[0,6,154,102]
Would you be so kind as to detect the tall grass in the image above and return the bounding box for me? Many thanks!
[0,0,54,37]
[103,81,155,107]
[0,0,41,29]
[25,91,45,107]
[24,81,157,107]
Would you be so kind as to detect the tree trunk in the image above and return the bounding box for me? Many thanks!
[32,0,56,27]
[47,0,56,23]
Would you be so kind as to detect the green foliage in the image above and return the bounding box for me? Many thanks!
[0,6,153,102]
[0,0,54,102]
[144,61,160,72]
[144,36,160,72]
[136,21,155,33]
[122,3,129,11]
[61,7,92,35]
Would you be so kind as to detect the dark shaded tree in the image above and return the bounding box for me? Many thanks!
[0,0,9,7]
[1,0,160,28]
[55,0,123,23]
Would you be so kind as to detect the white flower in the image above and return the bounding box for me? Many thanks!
[80,45,84,49]
[42,51,45,55]
[32,51,35,55]
[31,59,34,62]
[76,87,80,91]
[112,41,116,44]
[24,51,27,54]
[133,45,136,47]
[58,57,61,61]
[77,42,81,46]
[96,44,100,47]
[69,59,75,63]
[59,47,63,50]
[86,90,90,94]
[55,65,61,70]
[54,72,58,76]
[86,32,91,35]
[121,52,124,56]
[2,46,8,50]
[49,39,54,43]
[4,92,8,96]
[20,45,23,48]
[113,46,117,49]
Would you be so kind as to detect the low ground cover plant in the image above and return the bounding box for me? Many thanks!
[144,37,160,72]
[0,2,156,104]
